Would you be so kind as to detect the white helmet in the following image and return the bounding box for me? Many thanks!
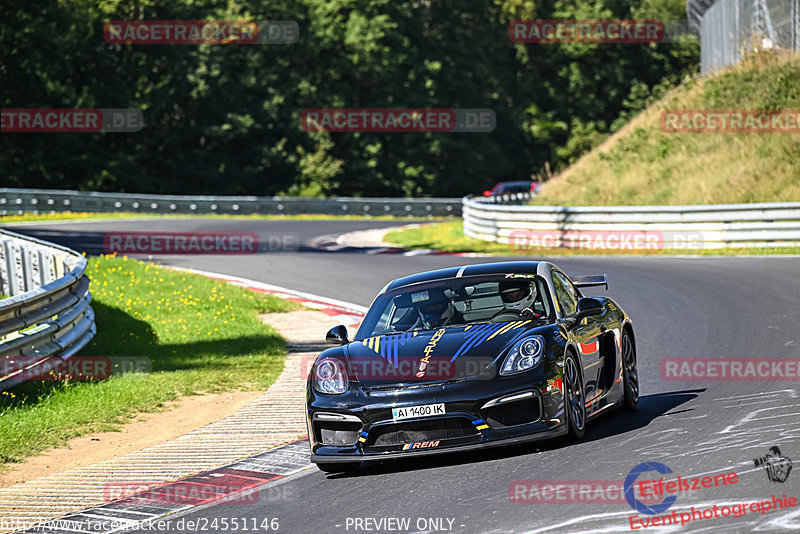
[498,280,537,314]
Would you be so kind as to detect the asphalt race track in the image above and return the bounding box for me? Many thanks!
[9,219,800,533]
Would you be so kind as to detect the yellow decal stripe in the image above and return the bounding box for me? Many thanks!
[486,321,518,341]
[476,424,490,430]
[362,333,416,354]
[487,319,530,340]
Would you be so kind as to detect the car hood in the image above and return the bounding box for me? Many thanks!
[346,321,537,386]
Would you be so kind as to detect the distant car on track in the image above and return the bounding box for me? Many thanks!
[483,180,539,196]
[306,261,638,473]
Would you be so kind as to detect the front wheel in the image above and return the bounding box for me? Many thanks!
[564,354,586,440]
[621,331,639,411]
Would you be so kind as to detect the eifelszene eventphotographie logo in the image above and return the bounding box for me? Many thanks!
[624,462,678,515]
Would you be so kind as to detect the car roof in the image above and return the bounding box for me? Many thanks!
[498,181,533,186]
[384,261,542,292]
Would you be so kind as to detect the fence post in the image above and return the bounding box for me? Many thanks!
[691,0,799,73]
[19,244,35,293]
[3,241,19,297]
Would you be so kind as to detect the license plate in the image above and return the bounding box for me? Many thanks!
[392,403,445,420]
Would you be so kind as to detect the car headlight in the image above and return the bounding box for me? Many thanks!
[500,335,545,376]
[313,357,348,394]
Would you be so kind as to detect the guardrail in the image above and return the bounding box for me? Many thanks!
[463,194,800,250]
[0,188,461,217]
[0,230,96,391]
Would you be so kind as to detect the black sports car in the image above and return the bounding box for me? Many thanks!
[306,261,638,472]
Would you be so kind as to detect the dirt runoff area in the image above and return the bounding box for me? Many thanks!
[0,390,262,488]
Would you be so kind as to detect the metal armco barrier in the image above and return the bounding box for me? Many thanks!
[0,229,96,391]
[0,188,461,217]
[463,194,800,249]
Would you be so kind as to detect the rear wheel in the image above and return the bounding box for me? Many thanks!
[621,331,639,411]
[564,354,586,440]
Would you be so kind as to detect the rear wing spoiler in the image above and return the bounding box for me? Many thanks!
[571,274,608,290]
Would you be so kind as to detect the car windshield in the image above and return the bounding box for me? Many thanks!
[495,181,531,193]
[355,274,553,339]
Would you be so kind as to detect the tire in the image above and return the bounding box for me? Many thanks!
[316,462,361,474]
[621,330,639,411]
[564,353,586,440]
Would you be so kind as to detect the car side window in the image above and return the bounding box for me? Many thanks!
[534,277,554,319]
[552,271,578,316]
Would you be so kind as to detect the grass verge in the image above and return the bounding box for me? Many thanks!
[385,221,800,256]
[0,255,301,468]
[533,52,800,206]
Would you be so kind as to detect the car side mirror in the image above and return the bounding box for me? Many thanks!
[572,297,603,326]
[325,325,349,346]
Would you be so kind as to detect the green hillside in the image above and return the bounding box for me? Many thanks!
[533,53,800,206]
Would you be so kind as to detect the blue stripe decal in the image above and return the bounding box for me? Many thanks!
[450,323,508,362]
[450,325,493,361]
[453,323,502,360]
[361,431,369,437]
[472,419,484,425]
[365,331,422,369]
[459,323,494,346]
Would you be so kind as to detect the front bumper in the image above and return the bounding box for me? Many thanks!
[307,369,567,464]
[311,424,567,463]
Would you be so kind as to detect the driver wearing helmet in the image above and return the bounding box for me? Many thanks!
[416,289,462,329]
[498,279,541,319]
